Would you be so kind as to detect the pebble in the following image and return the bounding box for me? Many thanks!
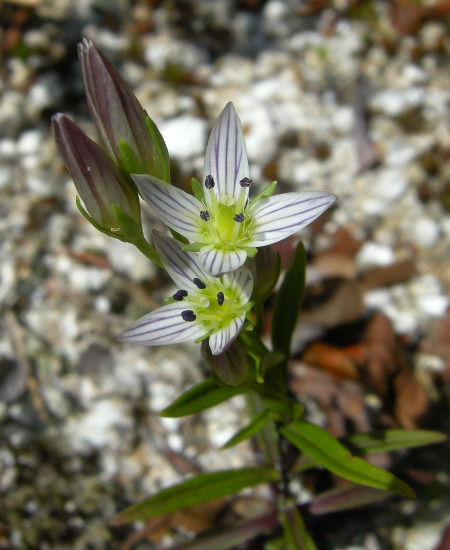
[411,217,440,249]
[159,115,207,160]
[355,242,395,269]
[370,88,424,117]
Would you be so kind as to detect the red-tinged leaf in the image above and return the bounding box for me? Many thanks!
[167,512,279,550]
[280,507,316,550]
[110,468,280,525]
[309,483,391,516]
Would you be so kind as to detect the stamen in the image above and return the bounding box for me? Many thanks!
[217,292,224,306]
[200,210,210,222]
[173,289,188,301]
[181,310,196,322]
[205,175,215,189]
[193,277,206,289]
[239,177,252,187]
[233,213,245,223]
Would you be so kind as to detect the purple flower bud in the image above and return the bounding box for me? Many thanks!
[78,38,170,181]
[52,113,141,237]
[201,339,251,386]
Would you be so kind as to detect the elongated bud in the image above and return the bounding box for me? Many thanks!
[52,113,141,238]
[78,38,170,181]
[201,340,251,387]
[247,245,280,303]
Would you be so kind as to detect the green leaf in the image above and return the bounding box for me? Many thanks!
[280,507,316,550]
[271,241,306,358]
[346,429,447,454]
[281,421,415,498]
[160,378,246,417]
[221,409,271,449]
[170,228,189,244]
[292,429,447,474]
[110,467,280,525]
[191,177,205,201]
[252,180,277,204]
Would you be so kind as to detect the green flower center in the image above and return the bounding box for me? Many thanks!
[198,176,253,250]
[175,276,250,332]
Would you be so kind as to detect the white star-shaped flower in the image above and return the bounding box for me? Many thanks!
[118,232,253,355]
[133,102,337,276]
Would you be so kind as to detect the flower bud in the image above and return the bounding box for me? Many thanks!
[201,339,251,387]
[52,113,141,237]
[78,38,170,181]
[247,245,280,302]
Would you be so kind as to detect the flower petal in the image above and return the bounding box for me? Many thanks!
[247,191,337,247]
[198,245,247,276]
[223,267,253,305]
[153,232,211,291]
[133,174,204,241]
[209,313,246,355]
[203,102,249,202]
[118,303,205,346]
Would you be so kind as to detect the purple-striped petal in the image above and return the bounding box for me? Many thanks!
[133,174,204,241]
[209,313,246,355]
[153,232,211,291]
[247,191,337,247]
[203,102,249,202]
[118,303,205,346]
[223,267,253,305]
[198,245,247,277]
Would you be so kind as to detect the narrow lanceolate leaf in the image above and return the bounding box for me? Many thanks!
[280,507,317,550]
[160,378,246,418]
[271,241,307,358]
[345,429,447,454]
[281,421,415,498]
[221,409,271,449]
[110,467,280,525]
[309,484,391,516]
[168,512,279,550]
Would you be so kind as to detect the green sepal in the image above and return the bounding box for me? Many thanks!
[182,242,203,252]
[271,240,306,358]
[191,177,205,201]
[111,204,162,267]
[160,378,247,417]
[251,180,277,204]
[119,139,142,175]
[76,196,127,242]
[281,421,416,498]
[170,228,189,244]
[110,467,280,525]
[243,246,258,258]
[221,409,271,449]
[145,116,171,183]
[194,330,213,344]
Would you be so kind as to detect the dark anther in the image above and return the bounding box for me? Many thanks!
[239,177,252,187]
[200,210,210,222]
[193,277,206,289]
[205,175,215,189]
[217,292,224,306]
[181,310,196,322]
[173,289,188,301]
[233,213,245,223]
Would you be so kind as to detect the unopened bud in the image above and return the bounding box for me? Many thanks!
[201,339,251,387]
[52,113,141,238]
[78,38,170,181]
[247,245,280,303]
